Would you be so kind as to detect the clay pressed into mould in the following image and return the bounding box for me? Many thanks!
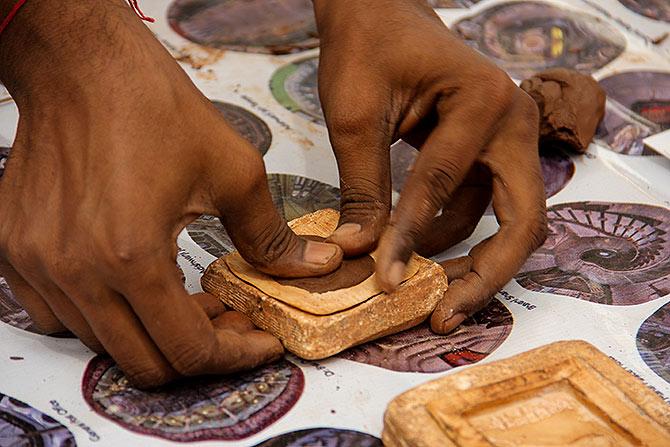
[275,236,376,293]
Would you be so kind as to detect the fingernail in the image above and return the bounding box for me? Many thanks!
[303,240,339,265]
[330,223,361,240]
[385,260,406,292]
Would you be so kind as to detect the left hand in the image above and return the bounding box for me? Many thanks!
[314,0,548,333]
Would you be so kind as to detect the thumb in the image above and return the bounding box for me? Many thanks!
[324,114,392,256]
[215,151,343,278]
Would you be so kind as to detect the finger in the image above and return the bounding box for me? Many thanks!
[431,97,546,334]
[8,263,104,352]
[118,258,283,377]
[0,261,65,334]
[213,141,342,278]
[192,292,227,319]
[376,94,504,291]
[63,278,180,388]
[324,115,393,256]
[415,166,492,257]
[211,311,256,332]
[439,255,473,281]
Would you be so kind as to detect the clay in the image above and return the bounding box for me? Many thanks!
[521,68,606,153]
[275,236,375,293]
[383,340,670,447]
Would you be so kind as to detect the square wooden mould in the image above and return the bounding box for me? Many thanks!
[383,340,670,447]
[202,208,448,359]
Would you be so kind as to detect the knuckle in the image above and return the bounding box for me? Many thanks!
[423,159,461,205]
[245,221,297,269]
[469,69,515,114]
[168,340,214,376]
[340,178,388,217]
[327,105,383,143]
[95,235,149,273]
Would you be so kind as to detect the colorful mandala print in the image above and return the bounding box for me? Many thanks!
[212,102,272,155]
[82,357,304,442]
[187,174,340,258]
[618,0,670,22]
[0,393,76,446]
[539,149,575,199]
[167,0,318,54]
[453,1,625,79]
[516,202,670,305]
[338,299,512,373]
[637,302,670,384]
[596,71,670,156]
[254,428,382,446]
[270,56,323,125]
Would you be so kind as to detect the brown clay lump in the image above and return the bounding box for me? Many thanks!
[521,68,606,153]
[275,236,376,293]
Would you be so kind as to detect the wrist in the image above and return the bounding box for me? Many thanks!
[0,0,160,109]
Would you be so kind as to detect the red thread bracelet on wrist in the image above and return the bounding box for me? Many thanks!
[0,0,154,36]
[128,0,155,23]
[0,0,27,35]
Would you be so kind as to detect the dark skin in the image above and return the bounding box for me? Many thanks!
[0,0,546,387]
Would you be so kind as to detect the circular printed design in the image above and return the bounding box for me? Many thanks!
[82,357,304,442]
[596,71,670,156]
[0,276,37,333]
[516,202,670,305]
[167,0,318,55]
[338,299,512,373]
[539,149,575,198]
[453,1,626,79]
[212,102,272,155]
[0,393,76,446]
[617,0,670,22]
[271,56,323,125]
[187,174,340,258]
[637,302,670,384]
[254,428,382,446]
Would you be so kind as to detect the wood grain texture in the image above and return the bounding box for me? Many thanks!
[201,208,448,359]
[383,340,670,447]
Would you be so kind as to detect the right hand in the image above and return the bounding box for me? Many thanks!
[0,0,342,387]
[315,0,547,333]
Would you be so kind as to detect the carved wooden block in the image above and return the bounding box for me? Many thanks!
[384,340,670,447]
[201,209,448,360]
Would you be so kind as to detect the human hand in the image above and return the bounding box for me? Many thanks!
[314,0,547,333]
[0,0,341,387]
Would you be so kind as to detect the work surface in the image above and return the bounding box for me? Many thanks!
[0,0,669,445]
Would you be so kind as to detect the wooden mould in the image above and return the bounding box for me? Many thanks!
[201,208,448,359]
[383,340,670,447]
